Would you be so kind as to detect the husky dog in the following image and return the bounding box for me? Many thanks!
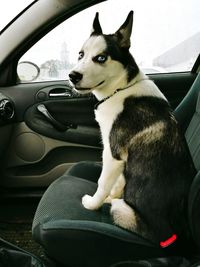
[69,11,195,246]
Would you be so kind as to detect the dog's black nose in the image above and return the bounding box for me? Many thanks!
[69,71,83,84]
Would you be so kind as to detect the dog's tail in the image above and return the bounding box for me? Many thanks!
[110,198,180,248]
[110,198,159,244]
[110,199,138,231]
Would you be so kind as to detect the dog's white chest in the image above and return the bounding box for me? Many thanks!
[95,96,124,146]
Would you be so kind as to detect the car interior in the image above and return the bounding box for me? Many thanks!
[0,0,200,266]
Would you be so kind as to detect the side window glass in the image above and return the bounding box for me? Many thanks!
[18,0,200,83]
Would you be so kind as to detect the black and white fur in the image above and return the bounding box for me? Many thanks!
[69,11,195,245]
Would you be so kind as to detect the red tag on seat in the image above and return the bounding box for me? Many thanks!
[160,234,177,248]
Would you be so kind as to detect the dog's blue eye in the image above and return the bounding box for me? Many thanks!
[78,51,84,60]
[94,55,107,64]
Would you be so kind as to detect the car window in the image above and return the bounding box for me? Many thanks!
[18,0,200,82]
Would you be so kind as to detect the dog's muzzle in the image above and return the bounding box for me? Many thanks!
[69,71,83,85]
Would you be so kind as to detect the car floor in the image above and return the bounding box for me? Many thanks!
[0,197,45,259]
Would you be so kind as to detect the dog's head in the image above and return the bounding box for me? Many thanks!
[69,11,139,100]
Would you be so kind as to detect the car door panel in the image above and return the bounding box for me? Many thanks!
[1,81,102,188]
[2,122,101,187]
[25,97,100,146]
[0,72,197,188]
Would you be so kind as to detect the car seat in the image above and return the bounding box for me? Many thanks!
[32,73,200,267]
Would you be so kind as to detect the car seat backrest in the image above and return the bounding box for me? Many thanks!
[175,73,200,250]
[175,73,200,133]
[185,91,200,171]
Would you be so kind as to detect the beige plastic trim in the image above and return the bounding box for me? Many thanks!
[2,122,102,187]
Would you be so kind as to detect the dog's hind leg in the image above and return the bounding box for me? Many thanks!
[104,174,125,203]
[111,199,138,231]
[110,174,125,198]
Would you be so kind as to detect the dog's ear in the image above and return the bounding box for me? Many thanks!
[91,12,103,35]
[115,11,134,48]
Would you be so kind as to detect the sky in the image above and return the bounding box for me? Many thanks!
[0,0,200,71]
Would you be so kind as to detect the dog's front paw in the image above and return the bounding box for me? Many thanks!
[82,194,97,210]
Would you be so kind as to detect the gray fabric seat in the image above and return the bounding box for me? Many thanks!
[32,74,200,267]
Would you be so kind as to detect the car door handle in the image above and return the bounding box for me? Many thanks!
[49,92,71,97]
[49,88,72,98]
[37,104,76,132]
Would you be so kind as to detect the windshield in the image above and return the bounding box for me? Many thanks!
[0,0,33,31]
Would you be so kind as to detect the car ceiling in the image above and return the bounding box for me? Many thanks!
[0,0,106,67]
